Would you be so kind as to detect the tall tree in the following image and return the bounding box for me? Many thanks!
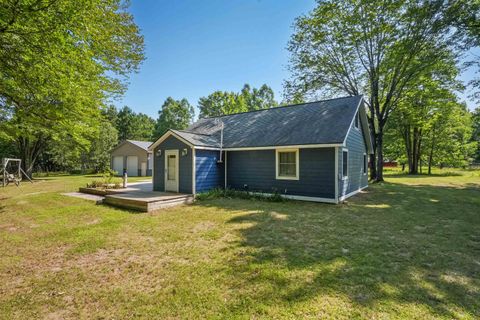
[88,122,118,173]
[116,107,155,141]
[0,0,144,113]
[424,103,475,171]
[0,0,144,176]
[240,84,278,111]
[154,97,194,139]
[131,113,155,141]
[385,91,475,174]
[285,0,475,181]
[116,106,136,141]
[471,107,480,162]
[199,84,277,118]
[199,91,246,118]
[2,100,100,176]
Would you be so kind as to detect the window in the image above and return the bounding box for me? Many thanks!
[355,112,360,129]
[363,153,367,174]
[167,155,176,180]
[276,149,299,180]
[342,150,348,178]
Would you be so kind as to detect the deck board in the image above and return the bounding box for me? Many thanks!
[106,191,191,202]
[104,191,193,212]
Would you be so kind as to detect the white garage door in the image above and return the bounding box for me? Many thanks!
[126,156,138,177]
[113,156,123,176]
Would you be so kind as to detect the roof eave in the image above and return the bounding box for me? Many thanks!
[148,130,192,151]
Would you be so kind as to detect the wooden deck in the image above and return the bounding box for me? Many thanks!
[104,191,194,212]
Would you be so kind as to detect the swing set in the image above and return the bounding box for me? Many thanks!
[0,158,33,187]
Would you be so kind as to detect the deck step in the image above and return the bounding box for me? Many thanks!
[104,193,193,212]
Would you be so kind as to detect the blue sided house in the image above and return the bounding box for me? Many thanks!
[148,95,373,203]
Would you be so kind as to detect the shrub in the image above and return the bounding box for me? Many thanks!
[196,188,286,202]
[86,180,104,188]
[86,175,124,189]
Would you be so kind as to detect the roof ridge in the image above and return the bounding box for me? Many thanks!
[126,139,153,143]
[199,95,363,120]
[173,129,218,137]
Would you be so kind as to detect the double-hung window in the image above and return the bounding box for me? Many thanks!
[342,150,348,178]
[276,149,299,180]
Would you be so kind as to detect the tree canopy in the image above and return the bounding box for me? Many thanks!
[154,97,194,139]
[199,84,277,118]
[285,0,479,180]
[116,106,155,141]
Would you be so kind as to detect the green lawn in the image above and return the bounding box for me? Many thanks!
[0,171,479,319]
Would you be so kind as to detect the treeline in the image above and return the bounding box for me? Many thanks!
[2,0,479,178]
[0,0,281,176]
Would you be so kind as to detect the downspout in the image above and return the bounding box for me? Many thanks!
[334,146,339,204]
[219,121,224,162]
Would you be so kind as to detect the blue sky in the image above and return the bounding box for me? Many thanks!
[116,0,478,119]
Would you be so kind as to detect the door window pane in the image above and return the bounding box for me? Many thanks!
[167,155,176,180]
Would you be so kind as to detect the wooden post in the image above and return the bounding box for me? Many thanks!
[1,158,5,187]
[123,169,128,188]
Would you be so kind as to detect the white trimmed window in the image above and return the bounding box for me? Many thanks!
[342,150,348,178]
[276,149,299,180]
[355,112,360,129]
[363,153,367,174]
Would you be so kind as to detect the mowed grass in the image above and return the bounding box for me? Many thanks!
[0,171,479,319]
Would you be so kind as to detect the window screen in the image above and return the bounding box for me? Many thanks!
[342,151,348,177]
[278,151,297,177]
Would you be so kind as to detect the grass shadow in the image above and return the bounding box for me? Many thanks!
[196,182,480,317]
[386,172,464,178]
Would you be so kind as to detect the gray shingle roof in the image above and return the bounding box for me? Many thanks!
[170,130,220,147]
[127,140,153,151]
[177,96,363,149]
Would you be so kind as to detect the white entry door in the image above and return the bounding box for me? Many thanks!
[164,150,179,192]
[113,156,123,176]
[126,156,138,177]
[141,162,147,176]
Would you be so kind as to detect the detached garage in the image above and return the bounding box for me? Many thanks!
[110,140,153,177]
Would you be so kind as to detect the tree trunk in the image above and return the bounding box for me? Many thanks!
[16,136,46,179]
[375,129,384,182]
[369,148,377,181]
[367,103,377,181]
[369,133,377,181]
[411,127,418,174]
[418,128,423,174]
[407,127,423,175]
[402,125,415,174]
[428,126,436,175]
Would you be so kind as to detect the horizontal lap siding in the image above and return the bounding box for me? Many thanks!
[227,148,335,199]
[195,150,224,193]
[339,121,368,197]
[111,142,149,176]
[153,136,193,194]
